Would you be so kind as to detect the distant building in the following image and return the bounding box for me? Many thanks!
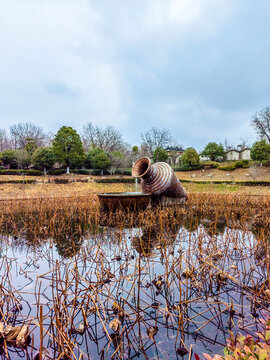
[226,148,251,161]
[166,146,184,165]
[200,148,251,162]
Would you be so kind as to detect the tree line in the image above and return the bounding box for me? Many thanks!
[0,106,270,172]
[0,123,178,173]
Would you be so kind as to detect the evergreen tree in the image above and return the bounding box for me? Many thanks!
[53,126,85,173]
[85,147,111,170]
[201,142,225,161]
[153,147,168,162]
[33,147,56,174]
[181,148,200,167]
[250,140,270,162]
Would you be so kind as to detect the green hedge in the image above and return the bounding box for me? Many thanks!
[114,168,132,176]
[173,165,201,171]
[235,160,249,168]
[179,178,270,186]
[262,159,270,166]
[47,169,67,175]
[0,169,42,176]
[95,178,139,183]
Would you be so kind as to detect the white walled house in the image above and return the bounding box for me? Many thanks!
[166,147,184,165]
[199,155,211,161]
[241,149,251,160]
[226,148,251,161]
[226,150,239,161]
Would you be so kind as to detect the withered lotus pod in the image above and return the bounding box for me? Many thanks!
[132,157,187,200]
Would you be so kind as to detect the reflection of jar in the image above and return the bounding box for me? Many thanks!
[132,237,153,256]
[132,157,187,199]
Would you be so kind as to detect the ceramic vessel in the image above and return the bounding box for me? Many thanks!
[132,157,187,200]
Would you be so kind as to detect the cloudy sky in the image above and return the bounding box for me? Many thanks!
[0,0,270,150]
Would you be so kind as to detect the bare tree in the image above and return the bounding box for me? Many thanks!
[248,164,263,180]
[238,138,251,150]
[0,129,11,151]
[140,127,173,156]
[224,139,234,151]
[43,132,55,147]
[251,106,270,143]
[9,122,45,149]
[82,122,128,153]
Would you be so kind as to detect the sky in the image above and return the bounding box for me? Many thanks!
[0,0,270,151]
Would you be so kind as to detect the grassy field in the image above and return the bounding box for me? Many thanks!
[0,180,269,200]
[0,166,269,200]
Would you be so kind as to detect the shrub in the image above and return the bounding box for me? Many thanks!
[262,159,270,166]
[203,316,270,360]
[15,149,32,169]
[85,148,111,170]
[235,161,244,168]
[0,150,17,168]
[32,147,56,170]
[235,160,250,168]
[200,161,219,169]
[218,163,237,171]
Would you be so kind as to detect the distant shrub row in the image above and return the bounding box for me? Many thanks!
[173,160,251,172]
[173,165,201,171]
[0,169,42,176]
[218,160,250,171]
[0,168,132,176]
[179,178,270,186]
[48,168,132,176]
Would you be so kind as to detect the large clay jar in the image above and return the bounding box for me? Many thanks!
[132,157,187,200]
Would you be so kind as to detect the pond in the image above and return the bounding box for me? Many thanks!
[0,213,268,359]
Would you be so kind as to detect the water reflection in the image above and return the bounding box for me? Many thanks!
[0,214,269,359]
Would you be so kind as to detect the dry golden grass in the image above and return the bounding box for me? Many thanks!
[176,167,270,181]
[0,181,269,201]
[0,182,135,200]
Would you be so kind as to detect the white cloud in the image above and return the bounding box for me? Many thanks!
[0,0,128,130]
[0,0,261,150]
[146,98,256,149]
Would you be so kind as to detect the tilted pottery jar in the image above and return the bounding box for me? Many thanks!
[132,157,188,200]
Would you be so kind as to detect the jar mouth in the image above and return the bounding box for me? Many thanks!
[132,157,151,178]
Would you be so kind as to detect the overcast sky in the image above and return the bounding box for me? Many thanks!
[0,0,269,150]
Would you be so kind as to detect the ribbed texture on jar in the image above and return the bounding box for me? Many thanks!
[142,162,172,195]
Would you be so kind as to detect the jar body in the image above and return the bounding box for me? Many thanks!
[132,157,187,199]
